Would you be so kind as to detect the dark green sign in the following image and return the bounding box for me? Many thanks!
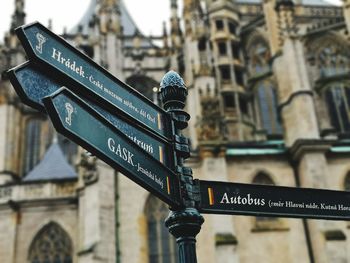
[8,62,174,168]
[43,88,181,207]
[8,61,59,112]
[8,62,174,167]
[199,180,350,220]
[16,22,172,140]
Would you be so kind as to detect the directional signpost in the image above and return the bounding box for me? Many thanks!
[7,22,350,263]
[15,22,173,141]
[42,88,180,207]
[8,62,175,167]
[199,180,350,220]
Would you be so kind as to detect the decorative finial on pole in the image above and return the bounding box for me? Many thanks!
[160,70,187,109]
[160,71,190,130]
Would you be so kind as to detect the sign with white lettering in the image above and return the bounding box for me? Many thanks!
[15,22,173,140]
[8,62,175,167]
[43,88,181,208]
[199,180,350,220]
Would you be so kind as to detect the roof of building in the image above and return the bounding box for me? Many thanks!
[70,0,154,48]
[23,143,77,182]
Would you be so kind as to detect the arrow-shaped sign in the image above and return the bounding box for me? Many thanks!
[43,88,181,207]
[8,62,175,167]
[199,180,350,220]
[15,22,173,141]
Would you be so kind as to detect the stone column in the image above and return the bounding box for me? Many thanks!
[291,142,334,263]
[78,155,116,263]
[268,1,330,262]
[199,147,238,263]
[343,0,350,35]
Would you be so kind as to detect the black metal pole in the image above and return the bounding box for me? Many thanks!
[159,71,204,263]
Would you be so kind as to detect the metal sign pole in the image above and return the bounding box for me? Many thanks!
[160,71,204,263]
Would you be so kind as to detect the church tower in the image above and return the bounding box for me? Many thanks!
[0,0,27,184]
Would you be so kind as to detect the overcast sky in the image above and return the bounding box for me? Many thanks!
[0,0,341,42]
[0,0,179,41]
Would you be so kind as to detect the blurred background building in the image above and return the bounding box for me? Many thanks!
[0,0,350,262]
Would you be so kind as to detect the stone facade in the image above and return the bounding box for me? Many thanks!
[1,0,350,262]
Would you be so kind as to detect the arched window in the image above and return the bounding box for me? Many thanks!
[145,195,178,263]
[254,81,282,136]
[252,173,277,223]
[23,118,42,174]
[310,38,350,134]
[28,222,73,263]
[252,172,275,186]
[126,75,159,103]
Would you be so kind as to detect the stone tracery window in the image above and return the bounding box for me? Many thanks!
[310,38,350,134]
[246,38,281,138]
[254,80,282,137]
[248,40,270,76]
[145,195,178,263]
[23,118,42,174]
[28,222,73,263]
[317,44,350,78]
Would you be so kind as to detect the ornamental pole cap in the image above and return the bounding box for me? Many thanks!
[159,71,188,109]
[160,70,186,90]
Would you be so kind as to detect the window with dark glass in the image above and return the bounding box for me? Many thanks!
[255,82,282,135]
[198,37,206,51]
[228,22,236,34]
[145,195,178,263]
[313,41,350,134]
[218,42,227,56]
[219,65,231,80]
[224,94,235,109]
[24,119,42,174]
[28,222,73,263]
[215,20,224,31]
[239,96,248,115]
[231,41,240,60]
[234,68,244,86]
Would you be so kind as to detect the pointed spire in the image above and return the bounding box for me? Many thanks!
[10,0,26,31]
[163,21,169,48]
[169,0,183,51]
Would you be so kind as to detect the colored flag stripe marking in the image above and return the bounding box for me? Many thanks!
[157,113,162,130]
[159,146,164,164]
[208,187,215,205]
[167,177,171,194]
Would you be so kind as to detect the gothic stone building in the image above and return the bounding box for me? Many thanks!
[0,0,350,262]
